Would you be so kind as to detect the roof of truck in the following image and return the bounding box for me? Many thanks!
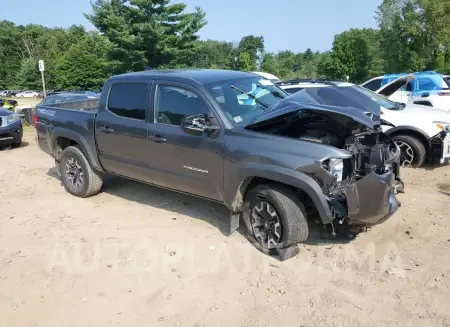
[109,69,258,85]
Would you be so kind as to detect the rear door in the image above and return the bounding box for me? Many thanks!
[145,81,224,201]
[95,82,154,182]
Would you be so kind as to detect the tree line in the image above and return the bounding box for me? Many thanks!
[1,0,449,91]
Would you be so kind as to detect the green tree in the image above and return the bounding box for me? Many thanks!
[15,58,41,89]
[0,21,22,88]
[260,53,279,76]
[238,52,253,71]
[193,40,235,69]
[238,35,264,69]
[327,29,372,82]
[85,0,207,72]
[55,32,116,90]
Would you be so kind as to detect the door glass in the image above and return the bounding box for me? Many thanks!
[107,83,148,120]
[156,85,209,126]
[362,78,382,91]
[417,77,438,91]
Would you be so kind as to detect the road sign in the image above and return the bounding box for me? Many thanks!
[38,60,45,72]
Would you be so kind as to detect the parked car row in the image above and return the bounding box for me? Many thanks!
[276,78,450,167]
[0,89,100,98]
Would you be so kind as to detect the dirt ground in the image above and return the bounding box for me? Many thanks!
[1,131,450,327]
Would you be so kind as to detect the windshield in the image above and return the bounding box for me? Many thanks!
[206,77,288,126]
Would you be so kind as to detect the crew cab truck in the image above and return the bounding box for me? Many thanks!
[35,69,403,253]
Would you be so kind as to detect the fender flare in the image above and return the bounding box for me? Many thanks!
[51,128,104,172]
[226,164,333,225]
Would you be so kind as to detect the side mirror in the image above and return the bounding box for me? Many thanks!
[181,113,219,135]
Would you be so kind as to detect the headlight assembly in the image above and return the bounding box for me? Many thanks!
[433,121,450,133]
[4,113,20,126]
[323,158,344,182]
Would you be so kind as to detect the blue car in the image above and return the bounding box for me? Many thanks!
[0,108,22,149]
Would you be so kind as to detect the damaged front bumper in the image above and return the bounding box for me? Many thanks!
[430,131,450,164]
[323,132,403,227]
[343,171,400,225]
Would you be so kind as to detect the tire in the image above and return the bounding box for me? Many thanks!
[59,146,103,197]
[11,137,22,148]
[392,134,426,167]
[242,183,309,250]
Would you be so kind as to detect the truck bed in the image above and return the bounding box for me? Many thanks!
[35,99,99,156]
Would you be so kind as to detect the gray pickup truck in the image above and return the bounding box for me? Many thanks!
[35,69,403,252]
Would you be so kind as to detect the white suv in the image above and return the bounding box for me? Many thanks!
[277,79,450,167]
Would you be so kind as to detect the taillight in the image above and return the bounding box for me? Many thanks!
[32,113,38,128]
[439,92,450,96]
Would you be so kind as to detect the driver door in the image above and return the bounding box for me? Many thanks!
[146,82,225,201]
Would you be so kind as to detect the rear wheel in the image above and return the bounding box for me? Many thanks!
[392,135,426,168]
[60,146,103,197]
[242,184,309,250]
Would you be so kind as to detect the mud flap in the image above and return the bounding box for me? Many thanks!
[228,212,240,236]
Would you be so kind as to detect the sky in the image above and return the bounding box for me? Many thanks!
[0,0,381,53]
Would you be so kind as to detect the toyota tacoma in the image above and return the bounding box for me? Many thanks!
[35,69,403,253]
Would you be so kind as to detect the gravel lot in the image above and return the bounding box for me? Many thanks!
[1,131,450,327]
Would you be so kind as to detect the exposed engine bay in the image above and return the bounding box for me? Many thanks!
[247,108,404,228]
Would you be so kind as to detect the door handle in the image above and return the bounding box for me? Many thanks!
[99,126,114,133]
[149,134,167,143]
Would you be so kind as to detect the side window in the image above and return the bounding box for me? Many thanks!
[108,83,148,120]
[156,85,209,126]
[417,77,438,91]
[362,78,382,91]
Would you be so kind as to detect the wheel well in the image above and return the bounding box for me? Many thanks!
[388,130,429,153]
[54,137,79,161]
[232,177,315,213]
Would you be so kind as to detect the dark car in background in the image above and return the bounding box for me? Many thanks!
[39,92,100,106]
[0,108,22,149]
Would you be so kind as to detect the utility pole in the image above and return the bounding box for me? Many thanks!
[38,60,46,98]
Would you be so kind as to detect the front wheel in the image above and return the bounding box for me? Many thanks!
[242,184,309,250]
[392,135,426,168]
[60,146,103,197]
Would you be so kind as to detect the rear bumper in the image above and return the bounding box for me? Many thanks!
[0,120,22,145]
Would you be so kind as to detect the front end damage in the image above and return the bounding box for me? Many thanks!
[322,129,404,229]
[429,130,450,165]
[247,103,404,234]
